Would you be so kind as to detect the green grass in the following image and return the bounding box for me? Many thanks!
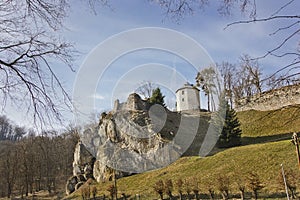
[238,105,300,137]
[66,140,300,199]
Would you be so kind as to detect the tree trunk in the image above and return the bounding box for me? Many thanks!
[207,93,210,112]
[221,192,228,200]
[179,192,183,200]
[195,193,199,200]
[7,183,11,198]
[26,177,29,196]
[187,192,191,200]
[159,193,163,200]
[239,190,245,200]
[253,190,258,200]
[290,188,295,199]
[208,189,214,200]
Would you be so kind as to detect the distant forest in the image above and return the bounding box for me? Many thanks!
[0,115,79,198]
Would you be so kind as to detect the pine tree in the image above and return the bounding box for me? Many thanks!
[213,99,242,148]
[149,87,165,106]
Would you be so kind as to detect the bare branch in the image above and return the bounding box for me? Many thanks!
[269,21,300,36]
[270,0,295,17]
[224,15,300,30]
[257,29,300,60]
[0,1,76,127]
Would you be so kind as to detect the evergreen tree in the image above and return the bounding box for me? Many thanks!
[149,87,165,106]
[213,99,242,148]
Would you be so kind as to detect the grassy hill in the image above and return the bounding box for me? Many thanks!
[66,140,299,199]
[65,105,300,199]
[238,104,300,137]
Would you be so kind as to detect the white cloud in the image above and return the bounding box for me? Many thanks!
[92,94,105,100]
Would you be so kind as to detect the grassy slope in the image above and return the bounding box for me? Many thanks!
[67,140,299,199]
[66,105,300,199]
[238,105,300,137]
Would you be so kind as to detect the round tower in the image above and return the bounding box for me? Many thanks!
[176,83,200,112]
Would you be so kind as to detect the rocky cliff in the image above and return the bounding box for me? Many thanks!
[66,93,211,194]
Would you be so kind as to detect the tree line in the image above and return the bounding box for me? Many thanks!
[0,116,79,198]
[196,54,299,111]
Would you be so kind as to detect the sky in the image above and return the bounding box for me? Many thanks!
[5,0,300,128]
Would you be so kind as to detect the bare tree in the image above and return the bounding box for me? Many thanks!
[218,62,236,109]
[239,55,263,95]
[190,178,200,200]
[164,179,173,199]
[196,66,219,112]
[176,178,184,200]
[234,174,246,200]
[0,0,110,126]
[135,81,157,100]
[246,172,264,200]
[153,180,164,200]
[216,174,230,200]
[0,141,20,198]
[184,178,192,200]
[0,1,75,127]
[278,168,298,199]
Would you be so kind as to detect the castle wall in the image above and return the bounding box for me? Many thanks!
[113,93,150,112]
[235,84,300,111]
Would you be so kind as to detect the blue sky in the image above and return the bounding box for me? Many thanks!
[5,0,300,128]
[66,0,299,123]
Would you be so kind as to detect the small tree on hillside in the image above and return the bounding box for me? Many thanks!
[216,174,230,200]
[214,99,242,148]
[153,180,164,200]
[164,179,173,199]
[176,179,184,200]
[149,87,165,106]
[184,178,192,200]
[278,168,298,199]
[247,172,264,200]
[91,186,97,200]
[191,178,200,200]
[107,184,116,200]
[234,173,246,200]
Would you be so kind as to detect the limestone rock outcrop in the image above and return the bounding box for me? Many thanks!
[67,93,210,194]
[66,141,96,194]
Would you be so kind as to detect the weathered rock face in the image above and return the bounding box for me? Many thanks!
[73,142,95,179]
[65,176,78,195]
[88,109,180,183]
[68,93,210,194]
[66,141,95,194]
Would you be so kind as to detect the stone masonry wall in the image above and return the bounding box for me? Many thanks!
[113,93,150,111]
[235,84,300,111]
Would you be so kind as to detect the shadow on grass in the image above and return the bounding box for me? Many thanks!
[138,191,289,200]
[241,132,293,145]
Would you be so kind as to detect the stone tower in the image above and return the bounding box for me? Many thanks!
[176,83,200,112]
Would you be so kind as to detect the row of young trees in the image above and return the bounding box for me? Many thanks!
[152,169,299,200]
[152,173,263,200]
[0,122,79,198]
